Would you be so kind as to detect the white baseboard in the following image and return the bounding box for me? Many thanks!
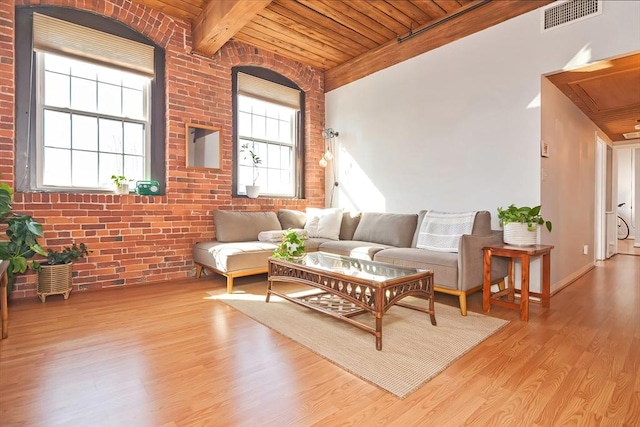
[551,262,595,295]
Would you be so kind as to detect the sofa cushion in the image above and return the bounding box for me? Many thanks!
[352,212,418,248]
[340,212,361,240]
[416,211,477,252]
[193,241,277,273]
[374,248,458,290]
[278,209,307,229]
[304,207,343,240]
[411,210,492,247]
[319,240,392,260]
[214,210,281,243]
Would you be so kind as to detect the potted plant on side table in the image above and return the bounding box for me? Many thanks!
[241,143,262,198]
[497,204,552,246]
[33,242,90,302]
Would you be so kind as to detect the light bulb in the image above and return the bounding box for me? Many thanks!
[319,156,328,167]
[324,148,333,160]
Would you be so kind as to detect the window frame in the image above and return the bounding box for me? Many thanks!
[34,52,152,191]
[14,7,166,194]
[232,66,305,199]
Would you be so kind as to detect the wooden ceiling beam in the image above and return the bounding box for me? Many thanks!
[192,0,272,56]
[324,0,553,92]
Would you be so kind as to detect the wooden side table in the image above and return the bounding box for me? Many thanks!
[482,244,554,321]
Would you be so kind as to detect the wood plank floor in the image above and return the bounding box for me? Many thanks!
[1,254,638,426]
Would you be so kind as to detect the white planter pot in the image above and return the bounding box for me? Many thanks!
[246,185,260,199]
[115,183,130,195]
[503,222,538,246]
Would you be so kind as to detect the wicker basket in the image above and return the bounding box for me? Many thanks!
[37,263,73,303]
[503,223,538,246]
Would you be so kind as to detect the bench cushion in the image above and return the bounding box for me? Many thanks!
[193,241,277,273]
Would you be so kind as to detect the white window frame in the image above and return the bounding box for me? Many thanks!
[34,52,151,191]
[235,72,301,198]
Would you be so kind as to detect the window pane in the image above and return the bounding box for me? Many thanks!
[72,115,98,151]
[281,146,291,169]
[71,77,97,112]
[238,112,252,137]
[266,118,279,141]
[252,115,266,139]
[43,110,71,148]
[279,120,292,144]
[72,150,98,186]
[98,82,122,116]
[99,153,122,186]
[44,72,70,108]
[99,119,123,153]
[238,165,254,188]
[123,123,144,155]
[70,60,97,80]
[43,147,71,186]
[124,155,144,182]
[97,67,121,85]
[123,88,143,119]
[238,95,251,113]
[121,73,146,90]
[267,144,280,169]
[44,54,70,74]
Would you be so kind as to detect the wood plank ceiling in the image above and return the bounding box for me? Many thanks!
[130,0,639,142]
[132,0,551,91]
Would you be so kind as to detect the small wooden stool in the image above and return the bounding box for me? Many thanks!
[482,244,554,321]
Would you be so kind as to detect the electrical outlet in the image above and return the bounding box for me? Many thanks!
[583,245,589,255]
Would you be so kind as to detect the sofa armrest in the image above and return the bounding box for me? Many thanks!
[458,231,508,291]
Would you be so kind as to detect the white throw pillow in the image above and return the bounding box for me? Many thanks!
[304,208,343,240]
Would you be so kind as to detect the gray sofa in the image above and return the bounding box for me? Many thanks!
[193,209,507,315]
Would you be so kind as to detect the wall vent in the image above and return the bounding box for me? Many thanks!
[542,0,602,32]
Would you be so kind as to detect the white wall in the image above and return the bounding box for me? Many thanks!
[325,1,640,291]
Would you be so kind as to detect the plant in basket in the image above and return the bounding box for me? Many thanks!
[32,242,91,302]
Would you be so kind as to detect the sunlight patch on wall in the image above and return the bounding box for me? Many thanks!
[336,144,386,212]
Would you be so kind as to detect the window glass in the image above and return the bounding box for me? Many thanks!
[236,94,296,197]
[37,52,149,190]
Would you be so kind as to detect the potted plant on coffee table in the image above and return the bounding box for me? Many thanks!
[272,229,307,260]
[241,143,262,198]
[497,204,552,246]
[33,242,90,302]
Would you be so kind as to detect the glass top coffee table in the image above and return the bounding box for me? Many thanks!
[267,252,436,350]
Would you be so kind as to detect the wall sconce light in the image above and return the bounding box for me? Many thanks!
[320,128,338,168]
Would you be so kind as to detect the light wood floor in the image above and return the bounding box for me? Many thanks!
[618,238,640,256]
[1,255,638,427]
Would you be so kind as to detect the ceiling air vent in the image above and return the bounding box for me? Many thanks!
[623,132,640,140]
[542,0,602,32]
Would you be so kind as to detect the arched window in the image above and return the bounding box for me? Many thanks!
[14,7,166,193]
[232,67,305,198]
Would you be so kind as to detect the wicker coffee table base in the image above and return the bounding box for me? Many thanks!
[267,258,436,351]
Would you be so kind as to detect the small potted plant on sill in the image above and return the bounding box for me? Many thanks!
[272,229,307,261]
[497,204,552,246]
[111,175,133,195]
[241,143,262,198]
[33,242,90,302]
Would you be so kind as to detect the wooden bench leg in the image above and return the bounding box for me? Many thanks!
[226,275,234,294]
[195,264,203,279]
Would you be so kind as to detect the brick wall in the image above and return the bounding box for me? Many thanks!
[1,0,326,299]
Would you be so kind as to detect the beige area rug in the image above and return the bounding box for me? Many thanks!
[213,282,509,399]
